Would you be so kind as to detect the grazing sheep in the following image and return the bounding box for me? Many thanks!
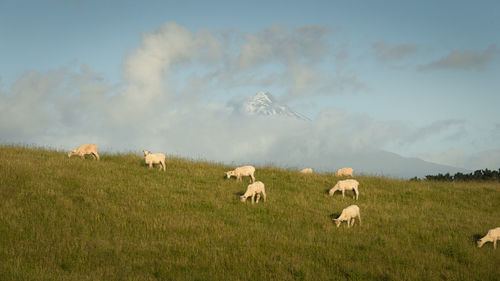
[142,150,166,172]
[299,168,314,174]
[67,144,100,160]
[333,205,361,228]
[329,179,359,200]
[240,181,266,204]
[336,167,354,177]
[477,227,500,249]
[225,165,255,182]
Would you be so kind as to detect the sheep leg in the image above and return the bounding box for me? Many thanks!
[494,239,497,249]
[262,191,266,202]
[347,219,351,228]
[351,218,355,227]
[149,163,153,169]
[161,161,166,172]
[251,194,255,204]
[94,152,100,160]
[342,190,345,199]
[358,213,362,226]
[256,193,260,203]
[250,173,255,183]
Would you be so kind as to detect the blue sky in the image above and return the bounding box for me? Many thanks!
[1,0,499,172]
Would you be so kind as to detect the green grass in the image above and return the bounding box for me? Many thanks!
[0,145,499,280]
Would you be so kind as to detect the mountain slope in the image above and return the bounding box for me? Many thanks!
[0,145,498,280]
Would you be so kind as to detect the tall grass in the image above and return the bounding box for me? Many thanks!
[0,145,498,280]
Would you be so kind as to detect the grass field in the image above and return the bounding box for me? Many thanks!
[0,145,498,280]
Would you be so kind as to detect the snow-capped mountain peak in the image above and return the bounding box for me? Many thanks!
[240,92,310,121]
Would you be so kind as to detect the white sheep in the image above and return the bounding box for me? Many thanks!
[477,227,500,249]
[299,168,314,174]
[67,144,100,160]
[225,165,255,182]
[240,181,266,204]
[336,167,354,177]
[142,149,166,172]
[329,179,359,200]
[333,205,361,228]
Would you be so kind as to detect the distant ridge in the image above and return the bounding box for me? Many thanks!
[325,150,471,178]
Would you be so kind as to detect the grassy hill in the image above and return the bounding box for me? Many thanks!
[0,145,498,281]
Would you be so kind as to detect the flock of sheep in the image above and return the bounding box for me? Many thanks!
[67,144,500,249]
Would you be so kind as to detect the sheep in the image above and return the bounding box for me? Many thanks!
[225,165,255,183]
[240,181,266,204]
[299,168,314,174]
[477,227,500,249]
[329,179,359,200]
[336,167,354,177]
[67,144,100,160]
[142,149,166,172]
[333,205,361,228]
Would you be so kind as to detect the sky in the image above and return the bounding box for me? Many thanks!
[1,0,499,174]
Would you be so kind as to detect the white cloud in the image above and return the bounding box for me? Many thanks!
[0,65,113,144]
[115,23,197,120]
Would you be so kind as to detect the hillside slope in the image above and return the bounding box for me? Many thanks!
[0,145,498,281]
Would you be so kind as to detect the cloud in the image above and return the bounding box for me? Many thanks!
[0,62,482,175]
[0,64,411,171]
[371,41,419,61]
[115,23,197,120]
[3,22,493,176]
[418,44,498,71]
[231,24,366,100]
[110,22,359,116]
[0,65,114,144]
[0,23,344,154]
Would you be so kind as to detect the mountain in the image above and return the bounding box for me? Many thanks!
[239,92,310,121]
[231,92,469,178]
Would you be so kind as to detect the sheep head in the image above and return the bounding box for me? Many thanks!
[67,150,77,158]
[328,188,336,196]
[477,239,486,248]
[225,171,234,179]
